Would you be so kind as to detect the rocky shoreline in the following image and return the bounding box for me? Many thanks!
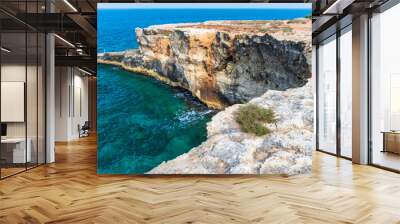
[98,19,313,175]
[98,19,312,109]
[147,82,313,175]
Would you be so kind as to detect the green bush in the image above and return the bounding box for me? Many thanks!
[234,104,278,136]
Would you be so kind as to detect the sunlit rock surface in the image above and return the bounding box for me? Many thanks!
[148,82,313,175]
[98,19,312,109]
[98,19,313,175]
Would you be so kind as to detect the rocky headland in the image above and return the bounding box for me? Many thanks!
[98,19,313,175]
[98,19,312,109]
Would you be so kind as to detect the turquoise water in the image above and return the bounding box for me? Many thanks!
[97,7,311,174]
[97,64,213,174]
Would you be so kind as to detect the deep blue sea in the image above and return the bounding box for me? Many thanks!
[97,7,311,174]
[98,8,311,52]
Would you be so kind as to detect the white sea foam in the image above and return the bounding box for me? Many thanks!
[175,109,214,126]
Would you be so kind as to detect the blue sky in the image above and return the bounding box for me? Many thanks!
[98,3,311,10]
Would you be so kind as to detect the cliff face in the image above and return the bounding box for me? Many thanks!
[147,81,313,175]
[98,19,312,108]
[98,19,313,175]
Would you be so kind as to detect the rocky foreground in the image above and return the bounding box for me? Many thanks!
[98,19,313,175]
[98,19,312,109]
[148,82,313,175]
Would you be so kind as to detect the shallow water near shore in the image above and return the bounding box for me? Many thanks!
[97,64,214,174]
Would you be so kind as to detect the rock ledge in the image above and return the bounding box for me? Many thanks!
[148,82,313,175]
[98,19,312,109]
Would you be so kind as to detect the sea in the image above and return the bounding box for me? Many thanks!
[97,7,311,174]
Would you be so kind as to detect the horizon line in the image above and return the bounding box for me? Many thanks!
[98,3,312,10]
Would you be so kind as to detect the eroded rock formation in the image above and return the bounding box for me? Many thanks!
[147,81,313,175]
[98,19,313,175]
[98,19,312,109]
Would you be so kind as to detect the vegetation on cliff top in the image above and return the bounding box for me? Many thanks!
[234,104,278,136]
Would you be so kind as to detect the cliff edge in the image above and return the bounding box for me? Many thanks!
[98,19,313,175]
[98,19,312,109]
[148,82,313,175]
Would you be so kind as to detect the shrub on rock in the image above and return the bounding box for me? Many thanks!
[234,104,278,136]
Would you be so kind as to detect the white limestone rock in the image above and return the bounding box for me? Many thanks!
[148,82,313,175]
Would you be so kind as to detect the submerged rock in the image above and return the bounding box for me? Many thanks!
[98,19,312,109]
[147,82,313,175]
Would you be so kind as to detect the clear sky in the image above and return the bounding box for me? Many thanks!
[97,3,311,10]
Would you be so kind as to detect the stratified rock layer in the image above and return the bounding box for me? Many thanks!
[148,82,313,175]
[98,19,312,108]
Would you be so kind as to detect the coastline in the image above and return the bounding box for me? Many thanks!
[98,19,311,111]
[97,63,215,174]
[147,81,313,175]
[97,60,313,175]
[97,58,225,109]
[97,19,313,174]
[97,58,181,87]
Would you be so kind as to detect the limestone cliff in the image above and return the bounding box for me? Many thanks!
[147,81,313,175]
[98,19,311,109]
